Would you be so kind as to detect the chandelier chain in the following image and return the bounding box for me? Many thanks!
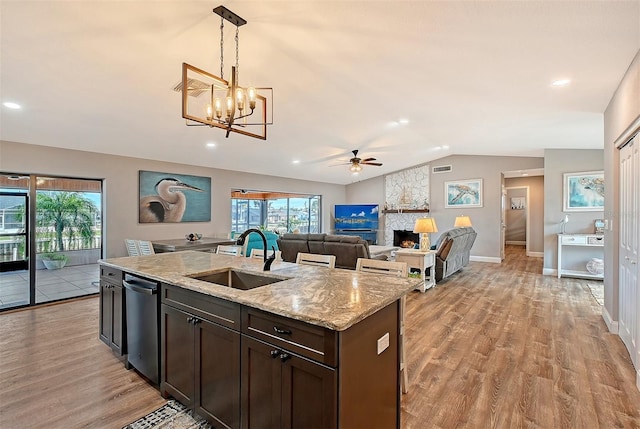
[235,26,240,82]
[219,16,224,80]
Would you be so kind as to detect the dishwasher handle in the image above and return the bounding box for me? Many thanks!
[123,280,157,295]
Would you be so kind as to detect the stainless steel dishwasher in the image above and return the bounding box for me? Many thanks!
[123,274,160,385]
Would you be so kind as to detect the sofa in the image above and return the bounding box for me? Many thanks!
[276,233,384,270]
[432,227,477,282]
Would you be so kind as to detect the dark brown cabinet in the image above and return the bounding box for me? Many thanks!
[161,285,241,429]
[241,335,336,429]
[99,266,125,355]
[158,283,400,429]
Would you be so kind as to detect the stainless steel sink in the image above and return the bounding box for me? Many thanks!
[189,269,287,290]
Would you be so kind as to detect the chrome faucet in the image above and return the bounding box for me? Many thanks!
[235,228,276,271]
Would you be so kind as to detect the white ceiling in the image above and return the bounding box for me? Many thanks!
[1,1,639,185]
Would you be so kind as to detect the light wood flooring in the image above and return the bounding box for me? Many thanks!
[0,245,639,428]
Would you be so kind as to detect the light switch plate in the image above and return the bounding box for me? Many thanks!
[377,332,390,355]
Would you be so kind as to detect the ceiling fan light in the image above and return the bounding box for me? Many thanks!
[349,163,362,172]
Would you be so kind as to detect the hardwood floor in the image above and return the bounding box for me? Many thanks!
[0,245,638,428]
[402,245,640,428]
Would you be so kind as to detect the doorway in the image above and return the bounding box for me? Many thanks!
[505,186,530,255]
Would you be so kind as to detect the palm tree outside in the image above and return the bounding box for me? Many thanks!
[36,191,98,251]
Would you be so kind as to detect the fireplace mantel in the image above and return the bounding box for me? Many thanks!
[382,209,429,214]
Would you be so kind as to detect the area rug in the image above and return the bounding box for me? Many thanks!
[123,400,211,429]
[586,282,604,306]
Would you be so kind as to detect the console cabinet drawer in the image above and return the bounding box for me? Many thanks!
[242,307,337,366]
[161,284,241,330]
[561,235,587,244]
[588,236,604,245]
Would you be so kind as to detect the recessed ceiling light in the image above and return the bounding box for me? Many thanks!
[292,160,300,164]
[551,79,571,87]
[206,142,216,148]
[398,118,409,124]
[3,102,21,109]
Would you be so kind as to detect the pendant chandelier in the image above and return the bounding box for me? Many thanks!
[181,5,273,140]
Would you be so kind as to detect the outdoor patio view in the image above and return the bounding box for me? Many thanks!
[231,191,321,235]
[0,175,103,310]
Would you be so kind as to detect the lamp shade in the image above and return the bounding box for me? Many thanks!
[454,215,472,227]
[414,217,438,233]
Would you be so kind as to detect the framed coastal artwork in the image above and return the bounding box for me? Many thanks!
[445,179,483,208]
[139,170,211,223]
[510,197,525,210]
[563,171,604,212]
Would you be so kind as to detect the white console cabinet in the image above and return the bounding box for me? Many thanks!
[557,234,604,279]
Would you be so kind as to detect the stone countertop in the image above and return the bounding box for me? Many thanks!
[100,251,421,331]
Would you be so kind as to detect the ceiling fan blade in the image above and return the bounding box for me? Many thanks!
[361,157,376,162]
[362,162,383,166]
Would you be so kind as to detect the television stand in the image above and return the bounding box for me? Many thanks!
[334,230,378,245]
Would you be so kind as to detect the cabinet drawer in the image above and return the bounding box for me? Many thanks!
[161,284,240,330]
[561,235,587,244]
[588,236,604,245]
[100,266,122,282]
[242,307,337,366]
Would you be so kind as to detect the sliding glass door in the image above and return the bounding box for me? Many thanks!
[0,173,103,310]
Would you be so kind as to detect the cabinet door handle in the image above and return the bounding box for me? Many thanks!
[187,316,194,324]
[280,353,291,362]
[193,318,201,325]
[273,326,292,335]
[270,350,281,358]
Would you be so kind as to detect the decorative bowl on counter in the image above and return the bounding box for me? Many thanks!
[185,233,203,242]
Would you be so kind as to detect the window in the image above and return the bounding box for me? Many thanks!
[231,191,321,234]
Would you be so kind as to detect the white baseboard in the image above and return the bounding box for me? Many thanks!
[470,255,501,263]
[542,268,556,276]
[528,251,544,258]
[603,305,619,334]
[506,241,526,245]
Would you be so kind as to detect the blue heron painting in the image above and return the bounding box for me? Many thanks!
[139,171,211,223]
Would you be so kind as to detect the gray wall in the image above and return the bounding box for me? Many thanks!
[347,155,544,260]
[542,149,604,273]
[0,140,347,258]
[603,49,640,324]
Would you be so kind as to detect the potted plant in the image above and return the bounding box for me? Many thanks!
[41,252,70,270]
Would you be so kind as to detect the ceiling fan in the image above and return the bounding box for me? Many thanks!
[344,150,383,172]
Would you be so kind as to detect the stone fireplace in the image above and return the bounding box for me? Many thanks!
[383,164,430,246]
[394,230,419,248]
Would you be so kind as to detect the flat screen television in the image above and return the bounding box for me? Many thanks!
[334,204,379,230]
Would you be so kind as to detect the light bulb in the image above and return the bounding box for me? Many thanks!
[226,96,233,119]
[247,87,256,109]
[349,163,362,172]
[206,104,213,120]
[214,98,222,119]
[236,88,245,111]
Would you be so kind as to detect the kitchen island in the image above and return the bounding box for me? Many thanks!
[100,251,420,429]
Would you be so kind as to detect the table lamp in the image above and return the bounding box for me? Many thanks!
[413,217,438,251]
[454,215,473,228]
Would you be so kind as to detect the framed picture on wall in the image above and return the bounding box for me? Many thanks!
[510,197,525,210]
[139,170,212,223]
[563,171,604,212]
[445,178,483,208]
